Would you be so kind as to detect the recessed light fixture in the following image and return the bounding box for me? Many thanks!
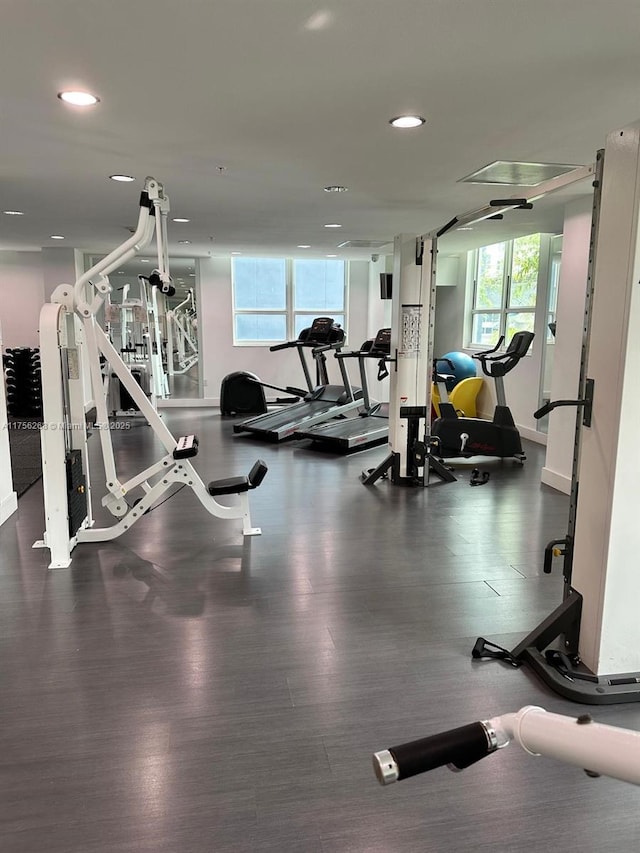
[50,235,65,240]
[172,217,190,223]
[324,185,348,193]
[140,259,150,263]
[324,223,342,228]
[58,91,100,106]
[326,254,337,258]
[178,240,192,244]
[189,274,196,277]
[297,244,311,249]
[389,115,426,129]
[231,252,242,255]
[110,174,136,183]
[3,210,24,216]
[457,227,474,231]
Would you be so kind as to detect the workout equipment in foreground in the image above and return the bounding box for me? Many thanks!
[431,331,534,462]
[34,177,266,569]
[373,706,640,787]
[294,328,391,452]
[233,317,363,442]
[474,124,640,703]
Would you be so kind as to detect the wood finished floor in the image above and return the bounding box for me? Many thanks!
[1,409,639,852]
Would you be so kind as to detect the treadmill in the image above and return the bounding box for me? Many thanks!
[295,328,391,451]
[233,316,363,442]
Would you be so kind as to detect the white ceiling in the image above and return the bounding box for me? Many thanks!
[1,0,639,261]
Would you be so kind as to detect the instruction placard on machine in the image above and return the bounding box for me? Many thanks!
[399,304,422,358]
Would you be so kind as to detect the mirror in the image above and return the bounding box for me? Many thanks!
[86,255,201,402]
[537,235,562,433]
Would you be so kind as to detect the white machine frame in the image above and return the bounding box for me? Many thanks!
[374,705,640,787]
[34,177,262,570]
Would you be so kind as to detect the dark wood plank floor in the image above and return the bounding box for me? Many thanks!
[1,409,639,852]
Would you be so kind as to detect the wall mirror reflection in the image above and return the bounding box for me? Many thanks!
[86,255,201,402]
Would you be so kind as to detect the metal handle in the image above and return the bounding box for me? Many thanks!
[373,722,495,785]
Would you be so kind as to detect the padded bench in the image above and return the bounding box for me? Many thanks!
[207,459,268,497]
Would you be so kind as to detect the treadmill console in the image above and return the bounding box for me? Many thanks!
[372,328,391,354]
[300,316,344,345]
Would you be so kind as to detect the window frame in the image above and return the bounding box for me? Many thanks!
[467,234,540,349]
[232,258,348,346]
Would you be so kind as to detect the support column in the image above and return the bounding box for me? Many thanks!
[572,123,640,675]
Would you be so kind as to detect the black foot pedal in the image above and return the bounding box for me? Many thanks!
[470,469,490,486]
[173,434,199,459]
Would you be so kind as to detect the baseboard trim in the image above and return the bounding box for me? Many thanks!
[0,491,18,525]
[541,467,571,495]
[158,397,217,408]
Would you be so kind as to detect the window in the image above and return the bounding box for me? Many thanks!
[233,258,346,344]
[469,233,540,347]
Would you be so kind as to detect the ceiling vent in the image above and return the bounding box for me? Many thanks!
[337,239,391,249]
[459,160,583,187]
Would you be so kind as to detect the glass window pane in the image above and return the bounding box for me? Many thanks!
[509,233,540,307]
[294,314,344,338]
[505,311,535,343]
[471,313,501,346]
[235,313,286,342]
[294,260,345,311]
[233,258,286,310]
[474,243,506,309]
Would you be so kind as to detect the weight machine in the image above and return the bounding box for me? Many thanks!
[33,177,266,569]
[373,705,640,787]
[472,124,640,703]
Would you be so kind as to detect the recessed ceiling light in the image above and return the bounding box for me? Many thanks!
[117,271,125,274]
[326,254,337,258]
[178,240,191,244]
[3,210,24,216]
[457,227,474,231]
[173,217,190,223]
[323,185,348,193]
[58,91,100,106]
[189,274,196,277]
[50,235,65,240]
[324,223,342,228]
[297,244,311,249]
[140,259,150,263]
[110,174,136,182]
[389,115,426,129]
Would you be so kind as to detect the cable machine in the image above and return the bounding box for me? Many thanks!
[33,177,266,569]
[473,122,640,703]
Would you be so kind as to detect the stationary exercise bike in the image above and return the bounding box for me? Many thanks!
[431,330,534,462]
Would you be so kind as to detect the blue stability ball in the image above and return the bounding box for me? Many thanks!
[437,351,477,391]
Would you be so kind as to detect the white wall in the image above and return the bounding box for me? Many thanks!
[198,258,373,404]
[0,251,44,349]
[541,197,592,493]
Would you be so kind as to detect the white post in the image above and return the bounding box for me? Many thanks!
[0,317,18,524]
[571,122,640,675]
[387,234,432,477]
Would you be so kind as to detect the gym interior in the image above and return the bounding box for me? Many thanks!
[1,3,640,851]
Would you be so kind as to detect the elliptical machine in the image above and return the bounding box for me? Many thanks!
[431,330,534,462]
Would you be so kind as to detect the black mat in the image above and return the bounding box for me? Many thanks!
[7,418,42,497]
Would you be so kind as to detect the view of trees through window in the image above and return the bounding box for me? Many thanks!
[470,233,540,346]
